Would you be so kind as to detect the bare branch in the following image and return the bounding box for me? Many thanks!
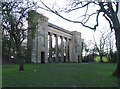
[115,2,119,14]
[79,4,89,22]
[40,0,99,30]
[103,13,113,31]
[64,2,91,13]
[83,12,97,24]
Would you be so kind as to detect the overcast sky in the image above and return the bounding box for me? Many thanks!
[37,1,110,38]
[36,0,116,49]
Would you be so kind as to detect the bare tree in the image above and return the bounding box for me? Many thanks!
[2,1,37,70]
[93,30,112,63]
[39,1,120,77]
[82,40,93,56]
[106,30,116,61]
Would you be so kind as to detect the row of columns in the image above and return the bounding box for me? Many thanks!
[48,32,70,63]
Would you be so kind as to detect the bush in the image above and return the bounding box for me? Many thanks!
[82,54,95,62]
[94,56,109,63]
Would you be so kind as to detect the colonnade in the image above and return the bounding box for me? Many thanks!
[28,10,82,63]
[48,32,71,63]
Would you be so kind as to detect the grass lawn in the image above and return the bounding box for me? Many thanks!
[2,63,118,87]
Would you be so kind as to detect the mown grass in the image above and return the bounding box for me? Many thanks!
[2,63,118,87]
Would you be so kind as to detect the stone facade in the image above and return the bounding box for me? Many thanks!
[28,10,82,63]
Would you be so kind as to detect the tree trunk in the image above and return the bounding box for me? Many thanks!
[99,53,104,63]
[19,59,24,71]
[16,42,24,71]
[113,27,120,77]
[100,56,103,63]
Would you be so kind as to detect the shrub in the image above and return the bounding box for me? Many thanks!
[94,56,109,63]
[82,54,95,62]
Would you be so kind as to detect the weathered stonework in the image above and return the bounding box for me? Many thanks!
[71,31,82,63]
[28,10,82,63]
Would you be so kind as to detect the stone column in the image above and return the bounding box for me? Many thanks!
[60,36,64,62]
[68,39,70,62]
[49,32,53,62]
[55,34,58,62]
[65,38,69,62]
[69,39,72,62]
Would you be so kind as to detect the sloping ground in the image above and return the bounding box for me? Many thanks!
[2,63,118,87]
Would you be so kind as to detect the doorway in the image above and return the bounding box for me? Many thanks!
[78,55,80,63]
[41,52,45,63]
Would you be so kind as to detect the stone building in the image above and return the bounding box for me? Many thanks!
[28,10,82,63]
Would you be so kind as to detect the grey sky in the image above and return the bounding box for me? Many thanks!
[35,0,117,51]
[37,0,111,41]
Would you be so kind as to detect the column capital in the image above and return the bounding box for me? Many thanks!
[48,32,53,36]
[60,36,63,39]
[64,37,69,41]
[54,34,59,37]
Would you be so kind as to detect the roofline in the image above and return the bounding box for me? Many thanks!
[48,22,72,35]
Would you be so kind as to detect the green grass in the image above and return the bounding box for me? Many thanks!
[2,63,118,87]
